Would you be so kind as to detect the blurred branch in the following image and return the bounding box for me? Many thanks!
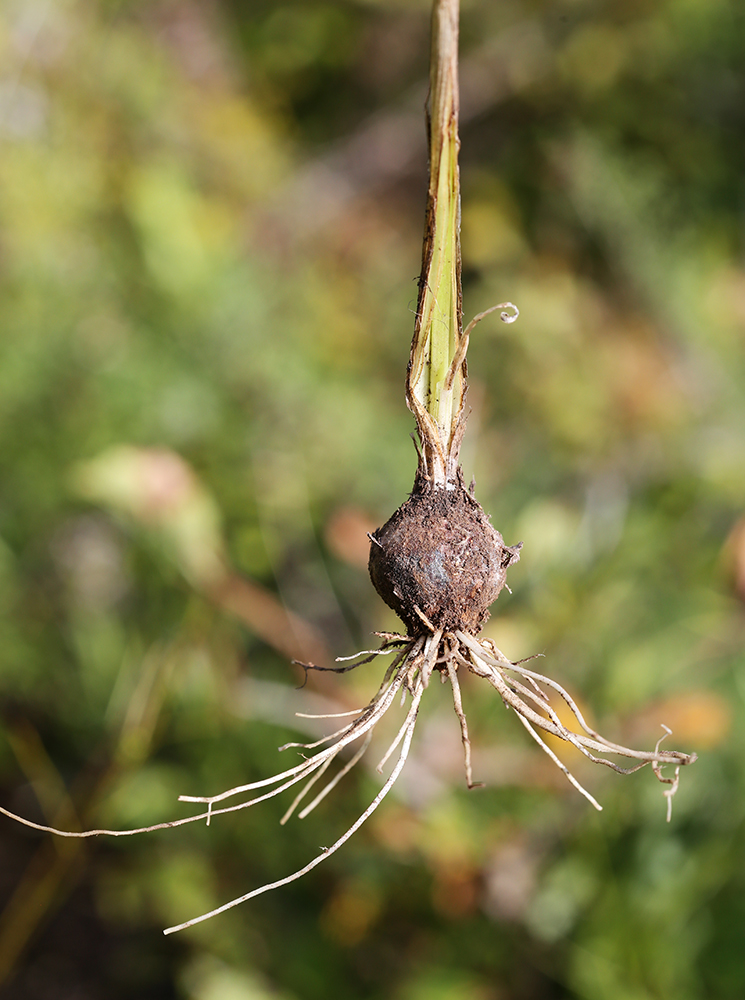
[0,719,86,984]
[207,574,328,668]
[73,446,330,668]
[0,640,184,984]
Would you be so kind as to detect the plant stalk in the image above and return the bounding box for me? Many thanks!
[407,0,464,488]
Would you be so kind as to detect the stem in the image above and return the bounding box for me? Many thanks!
[407,0,463,488]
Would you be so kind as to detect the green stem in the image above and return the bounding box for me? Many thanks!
[407,0,464,488]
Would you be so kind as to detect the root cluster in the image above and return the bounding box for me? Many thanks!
[164,625,694,932]
[0,616,697,936]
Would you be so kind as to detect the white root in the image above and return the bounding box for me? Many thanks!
[178,643,417,809]
[446,658,481,789]
[514,711,603,812]
[1,627,696,935]
[297,733,372,820]
[0,639,417,842]
[456,631,696,773]
[279,754,337,825]
[652,726,681,823]
[295,709,363,719]
[162,644,437,936]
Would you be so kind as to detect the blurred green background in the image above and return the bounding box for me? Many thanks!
[1,0,744,997]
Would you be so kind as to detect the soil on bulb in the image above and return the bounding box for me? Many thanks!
[368,477,521,635]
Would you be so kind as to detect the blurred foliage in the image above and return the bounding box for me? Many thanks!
[0,0,744,997]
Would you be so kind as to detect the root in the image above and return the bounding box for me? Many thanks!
[455,630,696,809]
[293,639,405,684]
[1,627,696,934]
[284,733,373,824]
[279,754,337,825]
[514,711,603,812]
[162,633,440,935]
[652,726,681,823]
[446,656,482,789]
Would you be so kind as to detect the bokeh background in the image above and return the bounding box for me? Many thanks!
[1,0,744,997]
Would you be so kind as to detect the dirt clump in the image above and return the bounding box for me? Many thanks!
[368,479,521,635]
